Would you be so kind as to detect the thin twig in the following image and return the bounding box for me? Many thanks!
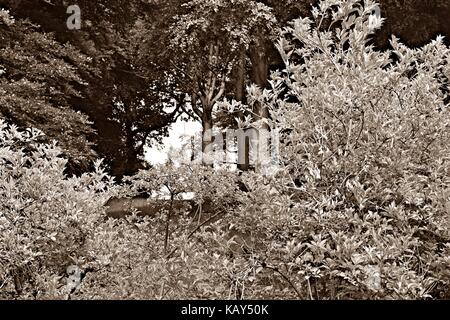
[262,263,303,299]
[165,210,225,259]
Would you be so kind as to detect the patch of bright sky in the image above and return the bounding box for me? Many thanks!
[144,118,202,165]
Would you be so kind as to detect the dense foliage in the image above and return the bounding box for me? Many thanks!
[0,0,449,300]
[0,9,96,172]
[220,0,450,298]
[0,120,114,298]
[0,1,183,176]
[2,0,448,176]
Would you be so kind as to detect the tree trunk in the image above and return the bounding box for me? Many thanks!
[235,50,246,102]
[202,112,213,166]
[235,51,251,171]
[249,40,270,125]
[122,121,142,176]
[248,40,271,171]
[190,43,225,167]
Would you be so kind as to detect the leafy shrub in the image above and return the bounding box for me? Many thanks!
[218,0,450,299]
[0,120,114,298]
[0,119,244,299]
[74,163,242,299]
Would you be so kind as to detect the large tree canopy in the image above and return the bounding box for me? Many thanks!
[1,0,449,175]
[0,9,96,173]
[0,0,182,177]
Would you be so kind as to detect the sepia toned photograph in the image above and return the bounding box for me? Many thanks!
[0,0,449,305]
